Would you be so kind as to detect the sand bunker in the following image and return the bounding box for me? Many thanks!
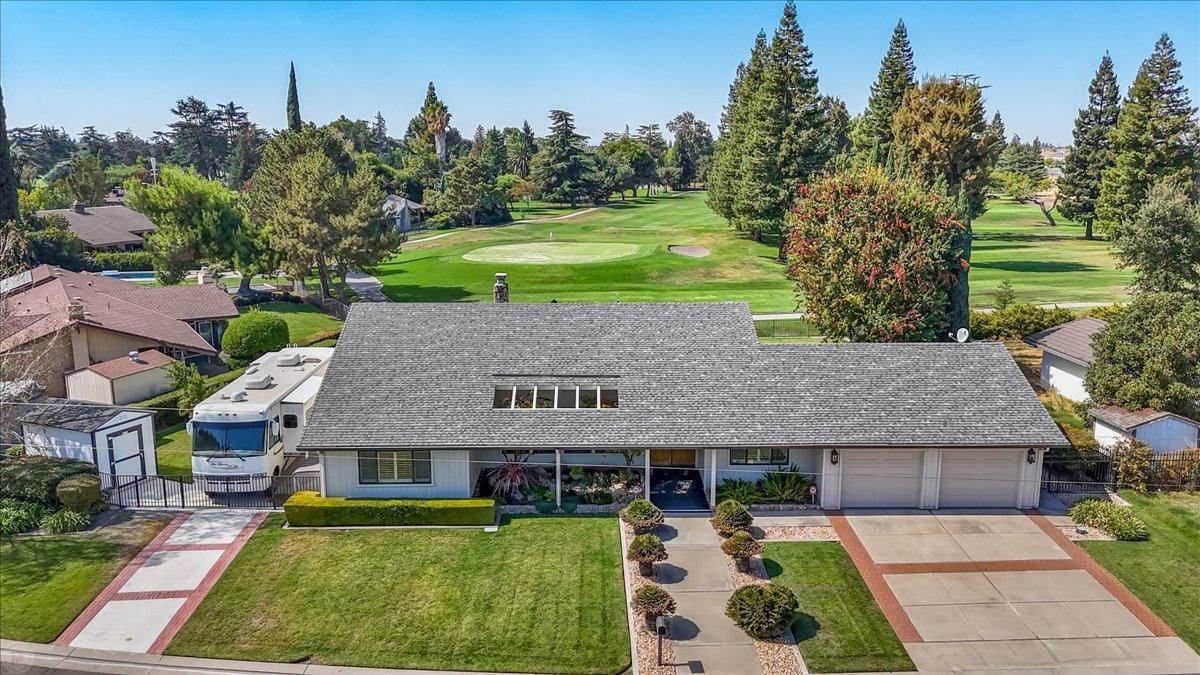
[463,242,644,264]
[668,245,710,258]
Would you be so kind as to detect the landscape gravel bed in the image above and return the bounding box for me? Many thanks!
[621,522,675,675]
[722,546,806,675]
[758,525,838,541]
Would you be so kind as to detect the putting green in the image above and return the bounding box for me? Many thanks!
[462,241,646,264]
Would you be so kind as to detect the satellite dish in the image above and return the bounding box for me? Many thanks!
[954,328,970,343]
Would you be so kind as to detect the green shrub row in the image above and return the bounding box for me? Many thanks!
[1069,498,1149,541]
[0,456,97,506]
[283,491,496,527]
[969,303,1076,340]
[132,367,246,428]
[725,583,799,638]
[293,327,342,347]
[83,250,154,272]
[56,474,103,511]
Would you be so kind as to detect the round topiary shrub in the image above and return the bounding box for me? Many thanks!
[620,498,664,534]
[628,533,669,577]
[631,584,676,628]
[711,499,753,537]
[222,311,289,364]
[721,530,763,572]
[55,474,102,511]
[725,583,799,638]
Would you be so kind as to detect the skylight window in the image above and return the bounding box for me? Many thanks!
[493,384,617,409]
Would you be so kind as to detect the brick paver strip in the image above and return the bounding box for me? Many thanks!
[54,512,191,647]
[147,511,268,654]
[826,514,922,643]
[1024,511,1174,638]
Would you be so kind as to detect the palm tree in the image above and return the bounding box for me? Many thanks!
[423,100,450,166]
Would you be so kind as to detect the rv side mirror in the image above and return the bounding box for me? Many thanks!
[270,419,281,438]
[185,422,193,436]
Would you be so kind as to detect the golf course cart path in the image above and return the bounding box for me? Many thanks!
[345,268,390,302]
[56,510,267,654]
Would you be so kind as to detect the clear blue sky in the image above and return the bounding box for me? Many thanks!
[2,1,1197,145]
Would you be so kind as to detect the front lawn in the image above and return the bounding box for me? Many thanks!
[248,301,341,343]
[166,514,630,674]
[0,513,166,643]
[764,542,915,673]
[1080,491,1200,651]
[154,423,192,480]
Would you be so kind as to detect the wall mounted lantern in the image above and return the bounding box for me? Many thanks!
[830,449,840,466]
[1026,448,1037,464]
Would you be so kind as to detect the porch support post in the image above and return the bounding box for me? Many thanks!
[708,449,717,508]
[555,449,562,508]
[644,450,651,500]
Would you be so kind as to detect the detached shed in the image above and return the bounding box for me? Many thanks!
[21,399,157,476]
[1090,405,1200,455]
[66,349,176,405]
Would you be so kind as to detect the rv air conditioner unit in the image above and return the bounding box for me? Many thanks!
[244,374,274,390]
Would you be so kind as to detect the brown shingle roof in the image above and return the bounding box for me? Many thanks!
[1024,317,1107,366]
[83,349,176,380]
[1088,405,1199,432]
[35,205,157,249]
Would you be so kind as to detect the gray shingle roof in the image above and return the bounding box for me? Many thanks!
[36,205,156,248]
[1024,317,1107,366]
[300,303,1066,451]
[20,397,149,432]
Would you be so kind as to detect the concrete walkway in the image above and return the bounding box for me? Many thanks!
[657,515,762,675]
[56,510,266,654]
[345,269,389,302]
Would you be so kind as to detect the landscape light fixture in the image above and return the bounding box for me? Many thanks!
[830,449,839,466]
[1027,448,1037,464]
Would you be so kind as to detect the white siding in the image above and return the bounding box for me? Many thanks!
[22,424,94,462]
[96,415,157,475]
[1094,420,1130,451]
[1041,352,1089,402]
[65,369,116,404]
[321,450,473,498]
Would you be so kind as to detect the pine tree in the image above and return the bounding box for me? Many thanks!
[0,86,19,226]
[1058,54,1120,240]
[438,148,492,227]
[481,127,507,181]
[286,62,302,133]
[996,135,1045,183]
[707,32,767,222]
[987,111,1007,164]
[531,110,589,206]
[1097,34,1198,235]
[1113,180,1200,294]
[856,19,916,159]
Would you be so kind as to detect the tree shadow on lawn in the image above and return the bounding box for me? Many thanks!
[378,284,474,303]
[971,260,1097,274]
[974,231,1092,244]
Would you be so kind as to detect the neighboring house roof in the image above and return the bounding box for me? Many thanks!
[381,194,424,215]
[301,302,1067,451]
[35,204,157,248]
[1024,317,1107,366]
[1,265,237,355]
[1088,405,1199,433]
[80,349,176,381]
[19,397,148,432]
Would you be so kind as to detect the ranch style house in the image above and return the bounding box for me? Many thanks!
[298,299,1067,511]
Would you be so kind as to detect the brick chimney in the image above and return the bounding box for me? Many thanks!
[71,201,86,214]
[492,273,509,303]
[67,297,85,320]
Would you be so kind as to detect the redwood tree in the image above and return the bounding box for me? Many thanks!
[786,166,967,342]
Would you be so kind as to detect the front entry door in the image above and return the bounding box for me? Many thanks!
[651,448,697,468]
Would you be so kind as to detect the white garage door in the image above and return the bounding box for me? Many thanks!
[939,450,1021,508]
[840,450,923,508]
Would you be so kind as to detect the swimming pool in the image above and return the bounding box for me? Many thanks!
[101,270,157,281]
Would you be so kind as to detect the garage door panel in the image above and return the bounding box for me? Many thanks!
[841,450,922,508]
[939,450,1021,508]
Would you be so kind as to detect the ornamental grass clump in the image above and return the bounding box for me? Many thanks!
[725,583,799,639]
[620,498,663,534]
[721,530,763,572]
[0,499,47,536]
[711,499,753,537]
[631,584,676,629]
[628,534,668,577]
[39,508,96,534]
[1070,498,1149,541]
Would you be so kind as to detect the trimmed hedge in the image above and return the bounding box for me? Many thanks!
[294,327,342,347]
[969,303,1076,340]
[283,491,496,527]
[1069,498,1149,541]
[0,456,98,506]
[223,311,289,364]
[83,250,154,272]
[56,474,102,511]
[132,367,246,428]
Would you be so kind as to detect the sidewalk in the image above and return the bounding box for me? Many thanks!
[55,510,266,654]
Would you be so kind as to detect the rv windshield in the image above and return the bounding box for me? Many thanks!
[192,421,267,457]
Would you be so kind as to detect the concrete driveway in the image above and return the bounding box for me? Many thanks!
[829,509,1199,673]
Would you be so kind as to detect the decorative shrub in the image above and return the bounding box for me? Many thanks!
[969,303,1076,340]
[716,479,762,505]
[725,583,799,638]
[721,530,763,571]
[222,311,289,364]
[534,500,556,514]
[560,497,580,514]
[56,474,103,511]
[0,499,48,535]
[631,585,676,628]
[293,327,342,347]
[628,534,668,577]
[711,499,753,537]
[620,499,664,534]
[284,492,496,526]
[0,456,98,506]
[1111,439,1151,493]
[83,250,154,272]
[1070,498,1149,541]
[760,465,815,503]
[39,508,95,534]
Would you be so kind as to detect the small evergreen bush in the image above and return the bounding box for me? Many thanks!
[711,499,753,537]
[716,479,762,505]
[628,534,668,577]
[39,508,95,534]
[56,474,102,511]
[222,311,289,364]
[0,456,97,506]
[725,583,799,638]
[620,498,664,534]
[721,530,763,571]
[1069,498,1149,541]
[631,584,676,627]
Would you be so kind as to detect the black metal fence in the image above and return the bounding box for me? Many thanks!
[1042,450,1200,493]
[100,473,321,509]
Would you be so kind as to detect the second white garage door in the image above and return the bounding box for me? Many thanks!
[840,449,923,508]
[938,449,1021,508]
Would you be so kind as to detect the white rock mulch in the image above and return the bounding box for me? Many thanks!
[721,547,807,675]
[621,522,675,675]
[757,525,838,542]
[1058,524,1113,541]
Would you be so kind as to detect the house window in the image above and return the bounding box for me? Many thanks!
[557,386,577,408]
[535,385,555,409]
[600,387,619,409]
[493,387,514,409]
[579,386,599,409]
[357,450,432,484]
[493,384,617,409]
[514,386,535,409]
[729,448,788,465]
[283,414,299,429]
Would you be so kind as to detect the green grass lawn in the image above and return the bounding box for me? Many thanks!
[0,514,166,643]
[166,514,630,674]
[372,192,1129,313]
[764,542,915,673]
[1079,491,1200,651]
[247,301,342,343]
[155,423,192,479]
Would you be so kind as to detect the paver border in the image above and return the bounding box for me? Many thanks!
[826,513,922,643]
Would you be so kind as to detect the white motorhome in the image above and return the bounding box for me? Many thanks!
[188,347,333,492]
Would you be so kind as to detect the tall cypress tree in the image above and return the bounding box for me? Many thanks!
[1097,34,1198,235]
[1059,55,1120,240]
[856,19,916,159]
[0,86,19,225]
[707,31,767,224]
[286,62,302,133]
[987,111,1007,164]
